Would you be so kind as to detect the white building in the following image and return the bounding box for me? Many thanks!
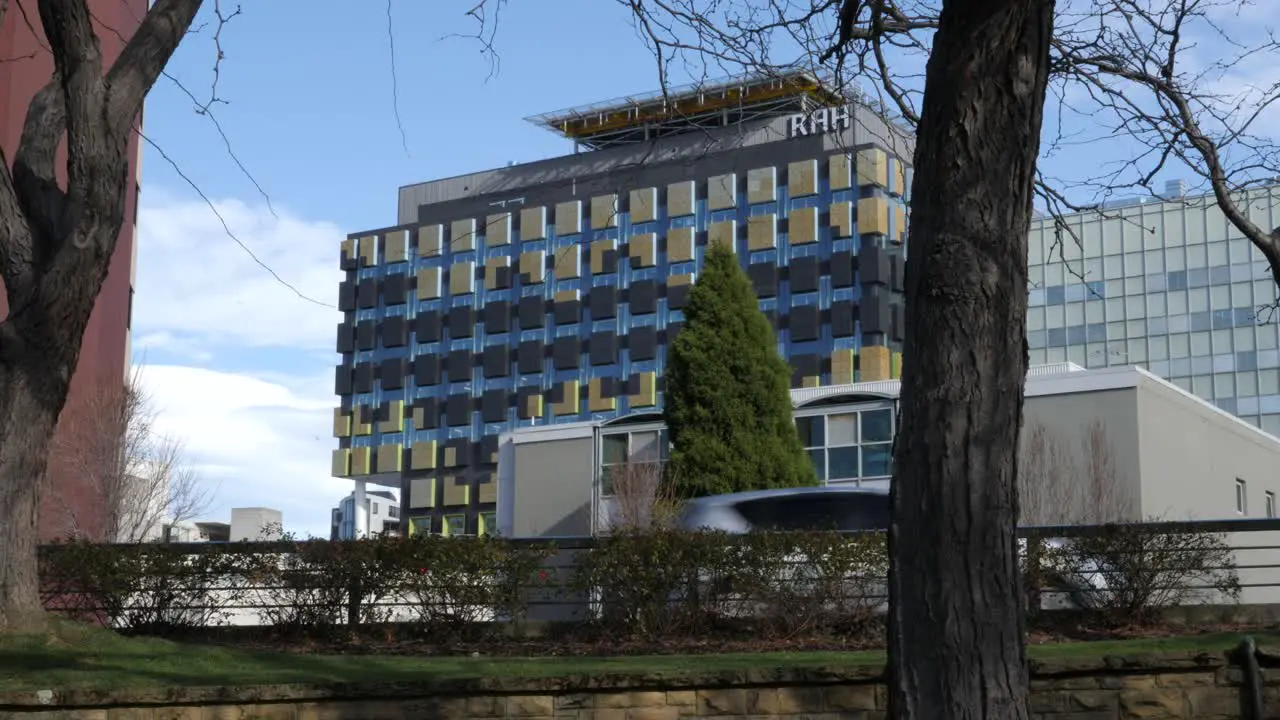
[331,490,400,540]
[228,507,284,541]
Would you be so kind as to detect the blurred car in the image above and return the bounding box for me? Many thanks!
[676,485,891,533]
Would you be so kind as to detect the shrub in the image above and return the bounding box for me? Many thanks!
[40,540,249,632]
[251,533,404,630]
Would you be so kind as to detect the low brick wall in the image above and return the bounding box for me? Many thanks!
[0,651,1265,720]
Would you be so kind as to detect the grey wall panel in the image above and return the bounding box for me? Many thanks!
[414,355,440,386]
[448,306,475,337]
[356,320,376,351]
[510,435,596,538]
[518,340,544,374]
[415,311,441,343]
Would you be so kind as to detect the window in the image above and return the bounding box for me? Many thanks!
[1267,491,1275,519]
[371,502,379,515]
[443,514,466,537]
[408,517,431,536]
[796,405,894,484]
[389,505,400,519]
[479,511,497,536]
[599,428,669,496]
[1236,478,1248,515]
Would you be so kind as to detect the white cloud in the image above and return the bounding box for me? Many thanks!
[138,364,350,539]
[135,191,344,351]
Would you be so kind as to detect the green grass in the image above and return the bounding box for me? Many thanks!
[0,622,1273,694]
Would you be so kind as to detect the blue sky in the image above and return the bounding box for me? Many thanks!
[129,0,1278,538]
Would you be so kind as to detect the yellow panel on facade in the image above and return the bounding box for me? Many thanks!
[332,408,351,438]
[709,173,737,210]
[357,235,377,266]
[802,376,821,389]
[856,148,889,188]
[556,200,583,236]
[409,478,436,509]
[350,446,372,476]
[590,238,616,273]
[450,261,475,295]
[485,256,511,290]
[377,400,404,434]
[894,205,907,245]
[522,393,544,419]
[629,233,656,267]
[417,267,441,300]
[892,160,908,197]
[788,159,818,197]
[519,250,545,284]
[520,206,546,241]
[858,197,890,236]
[830,201,854,238]
[353,405,372,436]
[747,215,776,251]
[709,220,736,252]
[891,351,904,379]
[340,238,356,267]
[630,187,658,223]
[554,288,581,303]
[830,153,853,191]
[667,226,695,262]
[588,377,616,412]
[831,349,856,385]
[553,380,580,416]
[861,345,892,382]
[486,212,512,246]
[412,405,432,431]
[451,219,476,251]
[747,167,777,204]
[790,206,818,245]
[443,444,458,468]
[553,245,581,279]
[418,224,443,257]
[669,273,694,287]
[331,448,351,477]
[376,443,403,474]
[668,180,695,217]
[443,476,470,507]
[591,194,619,230]
[383,230,408,264]
[629,371,657,407]
[410,441,437,471]
[478,481,498,504]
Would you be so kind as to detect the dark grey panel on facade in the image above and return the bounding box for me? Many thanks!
[447,350,472,382]
[589,332,618,366]
[334,365,353,395]
[382,272,408,305]
[860,247,890,286]
[891,302,905,342]
[446,437,470,464]
[481,389,508,423]
[668,284,691,310]
[628,280,657,315]
[667,321,685,340]
[589,285,617,319]
[483,345,510,378]
[415,311,441,343]
[488,264,513,290]
[357,277,378,309]
[414,355,440,386]
[381,316,408,348]
[830,250,856,288]
[861,294,892,335]
[517,386,542,419]
[599,247,619,274]
[336,321,354,354]
[831,300,857,337]
[748,263,778,298]
[890,254,905,293]
[354,362,374,393]
[554,298,580,325]
[448,306,475,337]
[417,397,440,429]
[480,437,500,470]
[380,358,407,390]
[630,326,658,361]
[341,254,358,271]
[789,256,820,293]
[484,300,511,335]
[790,353,821,382]
[790,305,821,341]
[446,394,472,427]
[519,296,546,329]
[598,376,618,398]
[355,320,376,351]
[337,281,356,311]
[553,336,581,370]
[518,340,544,374]
[764,309,777,327]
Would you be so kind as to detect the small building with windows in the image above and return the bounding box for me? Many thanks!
[495,363,1280,538]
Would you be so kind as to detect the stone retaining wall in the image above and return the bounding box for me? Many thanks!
[0,651,1267,719]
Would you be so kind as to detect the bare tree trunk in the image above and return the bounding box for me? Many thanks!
[887,1,1054,718]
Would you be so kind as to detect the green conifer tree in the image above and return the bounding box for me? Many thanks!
[663,244,819,497]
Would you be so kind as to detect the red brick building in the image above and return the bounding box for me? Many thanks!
[0,0,147,541]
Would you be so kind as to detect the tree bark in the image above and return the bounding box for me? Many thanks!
[887,1,1055,718]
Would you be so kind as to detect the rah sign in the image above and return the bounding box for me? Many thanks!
[787,104,853,138]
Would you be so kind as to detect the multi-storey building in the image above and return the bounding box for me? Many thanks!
[1028,182,1280,434]
[331,72,913,535]
[331,490,401,540]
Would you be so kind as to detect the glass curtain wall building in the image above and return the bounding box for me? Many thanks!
[1028,183,1280,433]
[331,72,914,535]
